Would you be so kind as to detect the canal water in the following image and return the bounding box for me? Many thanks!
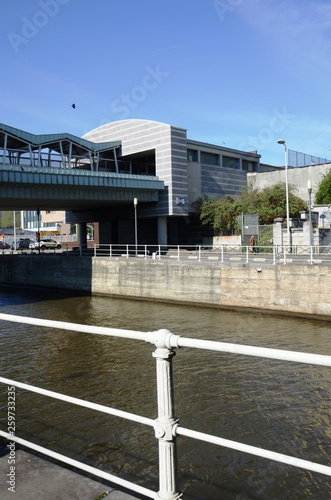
[0,287,330,499]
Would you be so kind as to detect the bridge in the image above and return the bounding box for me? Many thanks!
[0,123,164,211]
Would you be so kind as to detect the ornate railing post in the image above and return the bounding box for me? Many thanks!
[152,330,182,500]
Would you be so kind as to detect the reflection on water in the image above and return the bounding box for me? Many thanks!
[0,288,330,499]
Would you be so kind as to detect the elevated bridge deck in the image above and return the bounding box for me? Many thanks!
[0,123,164,211]
[0,164,164,211]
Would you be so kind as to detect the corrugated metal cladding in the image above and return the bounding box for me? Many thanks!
[83,119,261,218]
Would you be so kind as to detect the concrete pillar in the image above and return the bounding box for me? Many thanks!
[273,218,284,247]
[302,221,311,246]
[158,217,168,246]
[77,222,87,254]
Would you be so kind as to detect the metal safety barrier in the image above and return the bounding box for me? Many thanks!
[93,243,331,266]
[1,313,331,499]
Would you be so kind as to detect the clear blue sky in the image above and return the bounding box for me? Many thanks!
[1,0,331,166]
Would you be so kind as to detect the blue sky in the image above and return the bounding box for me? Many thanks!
[1,0,331,165]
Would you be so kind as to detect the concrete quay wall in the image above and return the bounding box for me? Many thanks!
[0,255,330,320]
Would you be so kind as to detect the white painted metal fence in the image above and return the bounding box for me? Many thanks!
[92,243,331,266]
[1,313,331,499]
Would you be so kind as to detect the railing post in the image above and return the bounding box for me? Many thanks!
[152,330,182,500]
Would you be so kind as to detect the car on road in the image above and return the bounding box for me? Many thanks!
[0,241,10,250]
[11,238,34,250]
[29,239,61,250]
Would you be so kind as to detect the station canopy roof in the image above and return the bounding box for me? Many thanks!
[0,123,121,157]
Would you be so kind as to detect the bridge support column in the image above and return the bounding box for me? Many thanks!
[77,223,87,254]
[158,217,168,246]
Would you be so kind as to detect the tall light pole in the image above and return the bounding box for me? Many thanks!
[307,180,313,247]
[13,211,16,252]
[277,140,290,250]
[134,197,138,256]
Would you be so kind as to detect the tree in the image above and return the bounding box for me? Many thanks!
[199,195,240,235]
[199,183,306,235]
[0,211,21,229]
[315,170,331,204]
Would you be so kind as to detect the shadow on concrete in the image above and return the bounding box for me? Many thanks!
[0,440,151,500]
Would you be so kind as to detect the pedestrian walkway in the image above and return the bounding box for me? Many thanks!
[0,446,149,500]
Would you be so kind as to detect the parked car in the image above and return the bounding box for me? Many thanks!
[11,238,34,250]
[29,239,61,250]
[0,241,10,250]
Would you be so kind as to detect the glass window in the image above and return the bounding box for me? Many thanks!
[187,149,198,162]
[242,160,258,172]
[223,156,240,169]
[201,152,220,166]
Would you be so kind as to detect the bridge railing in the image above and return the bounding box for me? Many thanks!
[92,243,331,265]
[0,313,331,499]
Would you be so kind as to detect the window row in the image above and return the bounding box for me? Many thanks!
[187,149,258,171]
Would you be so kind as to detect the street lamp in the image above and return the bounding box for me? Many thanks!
[307,180,313,247]
[277,140,290,250]
[134,197,138,256]
[13,211,16,252]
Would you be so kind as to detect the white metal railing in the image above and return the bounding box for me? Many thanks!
[5,242,331,265]
[0,313,331,499]
[92,243,331,266]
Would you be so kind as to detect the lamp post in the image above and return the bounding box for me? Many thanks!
[277,140,290,250]
[307,180,313,247]
[134,197,138,256]
[13,211,16,252]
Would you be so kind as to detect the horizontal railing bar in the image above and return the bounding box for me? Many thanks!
[176,426,331,477]
[0,431,156,499]
[0,313,150,342]
[0,377,154,427]
[175,337,331,367]
[1,313,331,367]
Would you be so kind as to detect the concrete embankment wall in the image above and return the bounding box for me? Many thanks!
[0,255,330,320]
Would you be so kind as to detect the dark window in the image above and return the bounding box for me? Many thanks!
[223,156,240,169]
[201,152,220,166]
[187,149,198,162]
[242,160,258,172]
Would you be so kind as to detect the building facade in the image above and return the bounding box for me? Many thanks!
[2,119,261,246]
[81,119,261,245]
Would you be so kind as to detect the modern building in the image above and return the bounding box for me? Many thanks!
[80,119,261,245]
[1,119,261,246]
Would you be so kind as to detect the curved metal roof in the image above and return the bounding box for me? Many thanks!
[0,123,121,155]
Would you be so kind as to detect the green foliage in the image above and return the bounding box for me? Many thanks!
[315,170,331,204]
[94,493,109,500]
[0,211,21,229]
[199,183,306,235]
[199,195,240,235]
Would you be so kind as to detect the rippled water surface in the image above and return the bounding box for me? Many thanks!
[0,288,331,499]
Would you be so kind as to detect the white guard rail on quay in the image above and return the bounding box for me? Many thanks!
[92,243,331,266]
[1,313,331,499]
